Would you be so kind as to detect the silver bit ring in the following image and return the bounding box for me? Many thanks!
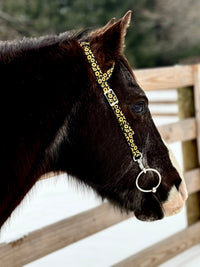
[136,168,162,193]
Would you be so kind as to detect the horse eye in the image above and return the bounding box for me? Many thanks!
[131,101,145,114]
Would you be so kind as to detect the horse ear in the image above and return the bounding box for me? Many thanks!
[90,11,132,64]
[88,17,116,38]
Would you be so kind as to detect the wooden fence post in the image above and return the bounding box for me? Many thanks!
[178,66,200,225]
[193,65,200,167]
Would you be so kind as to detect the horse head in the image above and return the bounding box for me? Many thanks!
[58,11,188,221]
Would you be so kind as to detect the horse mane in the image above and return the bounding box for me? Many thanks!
[0,30,88,64]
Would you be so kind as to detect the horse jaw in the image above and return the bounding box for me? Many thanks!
[162,139,188,217]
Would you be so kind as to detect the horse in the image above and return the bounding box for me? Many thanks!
[0,11,187,228]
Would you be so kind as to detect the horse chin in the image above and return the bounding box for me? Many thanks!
[134,193,165,222]
[134,210,164,222]
[134,209,164,222]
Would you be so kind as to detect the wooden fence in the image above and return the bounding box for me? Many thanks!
[150,99,178,117]
[0,64,200,267]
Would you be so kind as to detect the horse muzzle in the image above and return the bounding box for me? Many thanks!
[163,181,188,217]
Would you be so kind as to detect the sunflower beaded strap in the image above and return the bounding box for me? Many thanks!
[80,42,141,161]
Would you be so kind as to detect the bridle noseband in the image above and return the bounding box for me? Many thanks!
[80,42,161,193]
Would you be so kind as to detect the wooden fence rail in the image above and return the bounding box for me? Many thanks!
[0,64,199,266]
[135,65,194,91]
[149,95,178,117]
[112,221,200,267]
[0,204,132,267]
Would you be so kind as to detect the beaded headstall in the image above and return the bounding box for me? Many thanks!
[80,42,161,193]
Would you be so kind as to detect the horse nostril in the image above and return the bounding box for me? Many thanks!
[174,178,182,192]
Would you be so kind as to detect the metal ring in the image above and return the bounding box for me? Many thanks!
[136,168,162,193]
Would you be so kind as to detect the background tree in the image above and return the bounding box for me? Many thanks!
[0,0,199,68]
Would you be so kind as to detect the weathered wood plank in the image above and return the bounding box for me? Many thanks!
[194,64,200,163]
[158,118,197,144]
[178,84,200,225]
[112,221,200,267]
[134,65,194,91]
[152,112,178,117]
[0,203,132,267]
[185,168,200,195]
[39,171,64,181]
[150,100,177,104]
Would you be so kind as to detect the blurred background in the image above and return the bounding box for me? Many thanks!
[0,0,200,68]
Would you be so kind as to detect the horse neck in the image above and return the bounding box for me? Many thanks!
[0,38,87,227]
